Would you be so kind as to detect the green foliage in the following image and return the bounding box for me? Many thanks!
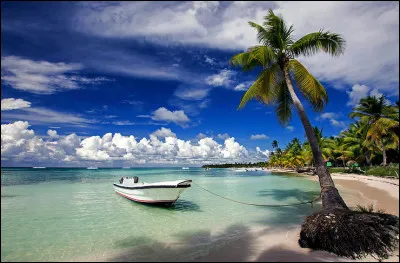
[202,162,268,169]
[231,9,345,124]
[355,204,386,214]
[365,164,399,178]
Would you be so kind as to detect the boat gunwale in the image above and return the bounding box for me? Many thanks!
[113,182,191,190]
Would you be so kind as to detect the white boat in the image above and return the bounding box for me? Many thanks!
[87,166,98,170]
[33,166,46,169]
[182,167,189,170]
[113,176,192,206]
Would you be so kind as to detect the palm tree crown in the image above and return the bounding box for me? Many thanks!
[230,9,345,125]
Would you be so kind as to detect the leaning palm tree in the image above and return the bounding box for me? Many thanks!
[230,9,398,259]
[230,9,347,211]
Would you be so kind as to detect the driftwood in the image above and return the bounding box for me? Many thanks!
[299,209,399,260]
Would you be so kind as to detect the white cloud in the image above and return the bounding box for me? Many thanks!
[256,147,270,159]
[316,112,346,128]
[74,2,399,96]
[204,55,216,65]
[1,98,31,111]
[233,81,253,91]
[151,107,190,127]
[250,134,269,140]
[346,84,386,107]
[150,127,176,138]
[196,133,207,140]
[1,121,255,165]
[273,2,399,96]
[346,84,371,106]
[205,69,235,87]
[286,126,294,132]
[2,107,95,127]
[174,87,210,100]
[217,133,230,140]
[112,121,136,126]
[1,56,111,94]
[47,129,59,139]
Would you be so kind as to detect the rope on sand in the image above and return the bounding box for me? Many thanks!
[192,181,322,208]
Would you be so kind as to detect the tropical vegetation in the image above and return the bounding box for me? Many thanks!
[265,95,399,177]
[229,9,399,259]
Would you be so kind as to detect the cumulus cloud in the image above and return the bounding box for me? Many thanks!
[151,107,190,127]
[217,133,230,140]
[205,69,235,87]
[250,134,269,140]
[150,127,176,138]
[1,98,31,111]
[196,133,207,140]
[1,121,257,166]
[233,81,253,91]
[346,84,385,107]
[256,147,270,159]
[1,56,111,94]
[47,129,59,139]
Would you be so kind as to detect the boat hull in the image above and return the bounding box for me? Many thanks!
[113,183,189,206]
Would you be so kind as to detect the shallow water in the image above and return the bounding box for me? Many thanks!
[1,167,322,261]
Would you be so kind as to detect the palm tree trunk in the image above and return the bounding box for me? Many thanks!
[283,68,348,211]
[382,142,387,166]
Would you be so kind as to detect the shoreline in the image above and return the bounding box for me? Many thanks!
[193,169,399,262]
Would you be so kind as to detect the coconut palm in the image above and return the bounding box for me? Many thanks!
[303,127,335,163]
[272,140,279,149]
[350,95,399,165]
[340,120,377,165]
[230,9,347,210]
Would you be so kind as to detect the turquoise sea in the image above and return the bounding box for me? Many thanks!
[1,167,323,261]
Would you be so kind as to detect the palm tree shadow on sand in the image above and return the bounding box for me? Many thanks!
[107,222,366,262]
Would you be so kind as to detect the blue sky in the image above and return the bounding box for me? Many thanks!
[1,1,399,167]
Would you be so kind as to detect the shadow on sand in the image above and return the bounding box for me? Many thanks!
[107,220,357,262]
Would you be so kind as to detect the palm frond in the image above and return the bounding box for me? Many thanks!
[288,59,328,111]
[237,63,280,109]
[248,22,269,46]
[247,45,277,68]
[262,9,294,50]
[290,30,345,57]
[273,81,293,125]
[230,51,261,72]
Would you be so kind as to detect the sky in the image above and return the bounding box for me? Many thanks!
[1,1,399,167]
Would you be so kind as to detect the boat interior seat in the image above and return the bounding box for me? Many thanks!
[134,176,139,183]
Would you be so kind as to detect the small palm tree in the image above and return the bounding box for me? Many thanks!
[272,140,278,149]
[350,95,399,165]
[230,9,347,210]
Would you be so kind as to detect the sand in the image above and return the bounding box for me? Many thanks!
[194,170,399,262]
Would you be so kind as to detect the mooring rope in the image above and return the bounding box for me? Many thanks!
[192,181,322,207]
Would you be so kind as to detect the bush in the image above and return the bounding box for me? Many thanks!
[365,164,399,178]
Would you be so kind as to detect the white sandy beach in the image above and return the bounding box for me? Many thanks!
[194,170,399,262]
